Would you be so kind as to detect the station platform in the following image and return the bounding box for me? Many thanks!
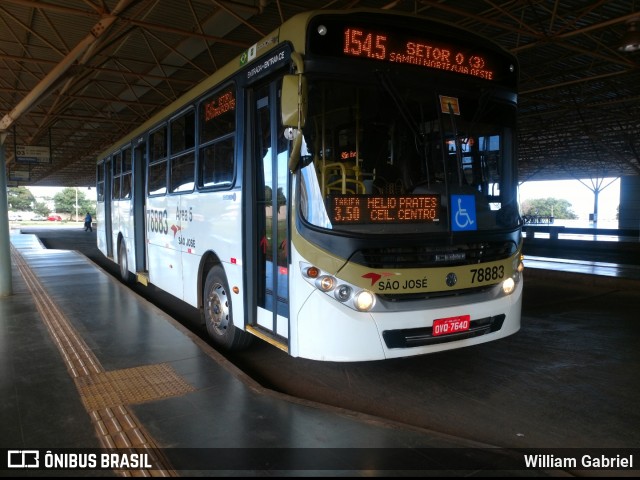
[523,255,640,288]
[2,229,639,476]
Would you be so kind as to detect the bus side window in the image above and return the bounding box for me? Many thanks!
[170,153,195,193]
[169,110,196,193]
[97,162,105,202]
[199,137,235,188]
[198,86,237,190]
[171,110,195,154]
[148,126,168,196]
[112,151,122,200]
[148,161,168,196]
[151,126,167,160]
[121,148,132,199]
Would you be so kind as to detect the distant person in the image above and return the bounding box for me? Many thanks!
[84,212,93,232]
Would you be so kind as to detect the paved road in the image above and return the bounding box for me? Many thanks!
[19,225,640,453]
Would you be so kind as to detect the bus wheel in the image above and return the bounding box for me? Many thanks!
[203,265,252,351]
[118,239,133,284]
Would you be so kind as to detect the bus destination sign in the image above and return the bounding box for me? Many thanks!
[307,16,516,85]
[343,27,496,80]
[330,194,440,225]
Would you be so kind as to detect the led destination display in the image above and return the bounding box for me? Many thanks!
[330,194,440,225]
[343,27,497,80]
[308,16,517,86]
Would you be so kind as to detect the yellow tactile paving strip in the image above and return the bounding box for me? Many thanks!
[77,364,195,411]
[11,246,187,477]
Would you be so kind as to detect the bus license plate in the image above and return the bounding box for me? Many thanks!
[432,315,471,337]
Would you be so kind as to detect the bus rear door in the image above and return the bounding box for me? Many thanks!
[104,156,113,258]
[132,138,147,275]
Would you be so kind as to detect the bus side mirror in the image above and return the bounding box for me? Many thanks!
[282,74,307,171]
[281,74,307,128]
[288,130,303,172]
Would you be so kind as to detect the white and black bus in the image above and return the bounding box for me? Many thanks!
[97,9,523,361]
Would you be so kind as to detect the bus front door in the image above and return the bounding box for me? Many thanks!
[253,81,290,344]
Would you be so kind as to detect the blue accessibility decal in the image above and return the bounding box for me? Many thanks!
[451,195,477,231]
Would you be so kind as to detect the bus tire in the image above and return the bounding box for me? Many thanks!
[118,238,134,284]
[203,265,252,351]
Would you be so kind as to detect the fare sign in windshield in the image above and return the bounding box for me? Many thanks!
[329,194,440,225]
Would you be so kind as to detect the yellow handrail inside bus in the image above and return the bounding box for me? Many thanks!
[321,161,366,195]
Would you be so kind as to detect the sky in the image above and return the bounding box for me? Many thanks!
[27,186,96,201]
[518,177,620,223]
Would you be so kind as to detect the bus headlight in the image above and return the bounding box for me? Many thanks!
[354,290,376,311]
[304,265,320,279]
[335,285,352,302]
[316,275,335,292]
[301,262,377,312]
[502,277,515,295]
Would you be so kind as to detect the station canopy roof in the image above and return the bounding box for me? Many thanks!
[1,0,639,187]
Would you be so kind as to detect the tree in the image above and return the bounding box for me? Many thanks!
[53,187,95,219]
[7,186,35,211]
[33,201,50,217]
[521,197,578,219]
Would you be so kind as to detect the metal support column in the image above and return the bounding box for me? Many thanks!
[0,133,13,296]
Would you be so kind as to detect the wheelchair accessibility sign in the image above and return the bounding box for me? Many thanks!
[451,195,477,231]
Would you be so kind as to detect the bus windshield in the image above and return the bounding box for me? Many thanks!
[298,74,519,233]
